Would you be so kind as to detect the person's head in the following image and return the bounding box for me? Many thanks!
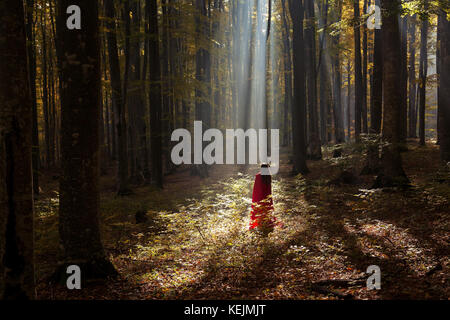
[260,163,271,184]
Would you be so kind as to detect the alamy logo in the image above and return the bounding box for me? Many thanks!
[66,265,81,289]
[171,121,279,175]
[66,5,81,30]
[367,5,381,30]
[366,265,381,290]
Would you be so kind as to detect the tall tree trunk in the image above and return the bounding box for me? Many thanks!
[128,0,150,184]
[418,0,428,146]
[148,0,163,188]
[26,0,40,196]
[353,0,363,141]
[41,9,52,168]
[361,0,368,133]
[347,60,352,140]
[289,0,309,174]
[436,11,441,146]
[99,78,108,176]
[362,0,382,175]
[374,0,409,187]
[318,0,330,143]
[438,4,450,162]
[331,0,345,143]
[305,0,322,159]
[105,0,131,195]
[0,0,35,299]
[281,0,292,147]
[370,0,382,134]
[399,16,408,144]
[162,0,174,175]
[122,0,137,183]
[408,15,417,138]
[55,0,117,278]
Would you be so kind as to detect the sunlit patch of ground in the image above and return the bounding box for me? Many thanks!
[35,142,449,299]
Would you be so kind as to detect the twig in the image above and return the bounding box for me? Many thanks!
[312,278,366,287]
[195,225,208,244]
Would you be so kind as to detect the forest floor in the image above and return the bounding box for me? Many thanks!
[35,141,449,300]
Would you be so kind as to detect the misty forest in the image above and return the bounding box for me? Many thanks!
[0,0,449,300]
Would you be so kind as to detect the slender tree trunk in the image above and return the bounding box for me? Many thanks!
[148,0,163,188]
[418,1,428,146]
[318,0,330,143]
[281,0,292,147]
[347,59,352,140]
[99,72,108,176]
[399,17,408,144]
[102,41,112,161]
[362,0,382,174]
[353,0,363,141]
[305,0,322,159]
[331,0,345,143]
[289,0,309,174]
[162,0,173,175]
[41,9,52,168]
[128,0,149,184]
[437,12,441,145]
[26,0,40,196]
[361,0,368,133]
[370,0,382,134]
[105,0,131,195]
[0,0,35,299]
[408,15,417,138]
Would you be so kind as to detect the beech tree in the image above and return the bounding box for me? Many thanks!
[55,0,117,278]
[438,4,450,162]
[0,0,35,299]
[353,0,363,141]
[104,0,131,195]
[305,0,322,159]
[148,0,163,188]
[418,0,429,146]
[289,0,309,174]
[375,0,409,187]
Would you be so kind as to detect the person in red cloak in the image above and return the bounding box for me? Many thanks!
[249,164,278,234]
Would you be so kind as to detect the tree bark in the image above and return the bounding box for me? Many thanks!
[361,0,368,134]
[418,0,428,146]
[104,0,131,195]
[128,0,150,184]
[305,0,322,159]
[331,0,345,143]
[347,59,352,140]
[289,0,309,174]
[26,0,40,196]
[0,0,35,299]
[408,15,417,138]
[399,17,408,144]
[55,0,117,278]
[438,5,450,162]
[353,0,363,141]
[281,0,293,147]
[374,0,409,187]
[41,9,53,168]
[370,0,382,134]
[148,0,163,188]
